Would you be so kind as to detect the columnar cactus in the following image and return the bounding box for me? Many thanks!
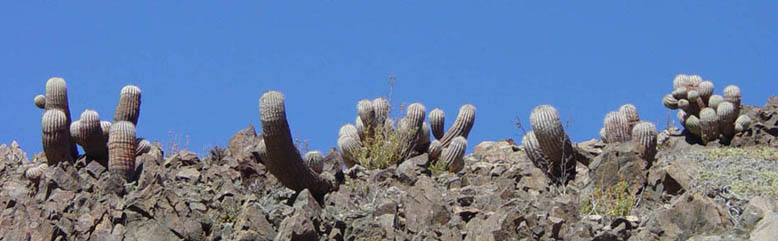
[373,97,390,127]
[42,109,74,165]
[71,110,109,160]
[259,91,333,197]
[108,121,137,180]
[428,140,443,161]
[440,136,466,173]
[619,104,640,127]
[337,136,360,168]
[662,74,750,143]
[436,104,476,147]
[415,122,431,152]
[429,108,445,140]
[135,138,152,156]
[114,85,141,126]
[631,122,658,163]
[603,111,632,143]
[304,151,324,174]
[397,103,426,156]
[522,130,549,173]
[529,105,575,180]
[735,115,752,133]
[35,77,78,160]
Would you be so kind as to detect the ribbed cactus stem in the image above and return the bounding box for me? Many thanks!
[108,121,137,180]
[113,85,141,126]
[604,111,632,143]
[724,85,741,114]
[135,138,152,156]
[428,140,442,161]
[522,131,549,173]
[698,81,714,103]
[632,122,657,163]
[355,116,366,140]
[357,99,375,130]
[101,121,112,141]
[437,104,476,147]
[619,104,640,124]
[708,95,724,110]
[440,136,466,173]
[716,102,737,138]
[599,128,608,143]
[684,115,702,136]
[337,136,361,168]
[672,87,688,100]
[304,151,324,174]
[529,105,575,179]
[397,103,426,161]
[372,98,390,127]
[41,77,78,159]
[416,122,431,151]
[34,95,46,109]
[259,91,333,197]
[699,108,719,143]
[42,109,74,165]
[734,115,752,133]
[338,124,361,144]
[429,108,445,140]
[71,110,109,160]
[662,94,679,110]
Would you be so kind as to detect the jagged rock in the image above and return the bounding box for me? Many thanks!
[587,142,647,194]
[750,212,778,241]
[123,219,183,241]
[640,192,732,240]
[228,125,262,164]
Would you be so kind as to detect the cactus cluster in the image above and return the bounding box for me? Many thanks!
[523,105,576,182]
[338,98,429,169]
[426,105,475,173]
[258,91,334,198]
[599,104,658,162]
[34,78,150,181]
[662,74,752,143]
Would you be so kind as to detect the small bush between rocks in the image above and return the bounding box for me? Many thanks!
[580,178,637,217]
[353,126,417,170]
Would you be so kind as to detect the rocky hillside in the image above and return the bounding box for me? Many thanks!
[2,90,778,240]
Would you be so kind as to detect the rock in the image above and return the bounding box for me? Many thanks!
[0,141,29,165]
[175,167,200,182]
[750,212,778,241]
[228,125,262,164]
[647,152,702,196]
[166,150,200,168]
[642,192,732,240]
[47,162,81,191]
[123,219,183,241]
[587,143,647,194]
[86,160,106,178]
[403,177,450,233]
[275,212,318,241]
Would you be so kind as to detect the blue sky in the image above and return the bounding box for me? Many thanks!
[1,2,776,157]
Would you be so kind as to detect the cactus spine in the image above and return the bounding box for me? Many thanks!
[437,104,476,147]
[37,77,78,160]
[108,121,137,180]
[429,108,445,140]
[631,122,658,163]
[440,136,466,173]
[604,111,632,143]
[522,131,549,173]
[259,91,333,197]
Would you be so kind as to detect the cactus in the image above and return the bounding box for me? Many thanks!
[662,94,679,110]
[34,95,46,109]
[71,110,109,160]
[698,81,714,103]
[716,102,737,138]
[24,163,48,180]
[415,122,431,152]
[599,128,608,143]
[685,115,702,136]
[529,105,575,180]
[440,136,466,173]
[304,151,324,174]
[357,99,375,130]
[259,91,333,197]
[522,131,549,172]
[108,121,137,180]
[604,111,632,143]
[372,97,390,127]
[136,138,152,156]
[339,124,361,144]
[708,95,724,110]
[437,104,476,147]
[42,110,74,165]
[428,140,443,162]
[397,103,426,161]
[632,122,657,162]
[699,108,719,143]
[724,85,741,113]
[337,136,360,168]
[114,85,141,126]
[734,115,752,133]
[36,77,78,160]
[619,104,640,125]
[429,108,445,140]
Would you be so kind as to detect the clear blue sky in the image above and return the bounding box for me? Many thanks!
[1,2,776,157]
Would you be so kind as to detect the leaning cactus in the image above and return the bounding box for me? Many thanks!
[259,91,333,197]
[662,75,751,143]
[428,140,443,162]
[337,136,360,168]
[42,109,74,165]
[71,110,109,160]
[529,105,575,180]
[631,122,658,163]
[34,95,46,109]
[440,136,466,173]
[135,138,152,156]
[619,104,640,127]
[108,121,137,180]
[24,163,49,180]
[114,85,142,126]
[429,108,445,140]
[734,115,752,133]
[435,104,476,147]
